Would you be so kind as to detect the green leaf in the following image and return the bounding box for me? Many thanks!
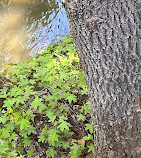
[8,63,17,66]
[45,110,56,123]
[38,133,47,143]
[17,61,25,69]
[27,149,34,156]
[16,156,25,158]
[31,96,43,110]
[38,103,47,113]
[20,119,30,131]
[46,147,57,158]
[27,126,37,135]
[16,145,23,153]
[23,137,32,147]
[85,124,93,134]
[59,104,68,112]
[77,114,85,121]
[9,133,17,141]
[0,115,7,124]
[18,79,30,86]
[83,134,93,141]
[0,87,8,98]
[69,143,80,158]
[56,140,70,149]
[47,129,59,146]
[64,130,74,138]
[66,94,77,104]
[3,98,16,109]
[58,120,69,132]
[82,101,90,114]
[88,143,94,153]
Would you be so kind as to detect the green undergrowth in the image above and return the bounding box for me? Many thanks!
[0,35,94,158]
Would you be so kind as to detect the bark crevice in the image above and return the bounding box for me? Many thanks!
[64,0,141,157]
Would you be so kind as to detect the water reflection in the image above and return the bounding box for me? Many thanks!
[0,0,69,72]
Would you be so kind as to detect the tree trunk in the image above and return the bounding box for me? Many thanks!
[64,0,141,157]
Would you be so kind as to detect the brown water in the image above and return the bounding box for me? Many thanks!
[0,0,69,72]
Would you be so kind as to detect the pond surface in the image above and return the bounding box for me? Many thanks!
[0,0,69,72]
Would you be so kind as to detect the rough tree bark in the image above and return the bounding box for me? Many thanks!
[63,0,141,157]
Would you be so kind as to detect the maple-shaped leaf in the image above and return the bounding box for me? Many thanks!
[27,149,34,156]
[47,129,59,146]
[9,133,17,142]
[17,61,25,69]
[77,114,85,121]
[83,134,93,141]
[46,147,57,158]
[38,134,47,143]
[85,124,93,134]
[38,103,47,113]
[88,143,94,153]
[66,94,76,104]
[45,110,56,123]
[23,137,32,147]
[31,96,43,110]
[58,120,69,132]
[27,126,37,135]
[20,119,30,131]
